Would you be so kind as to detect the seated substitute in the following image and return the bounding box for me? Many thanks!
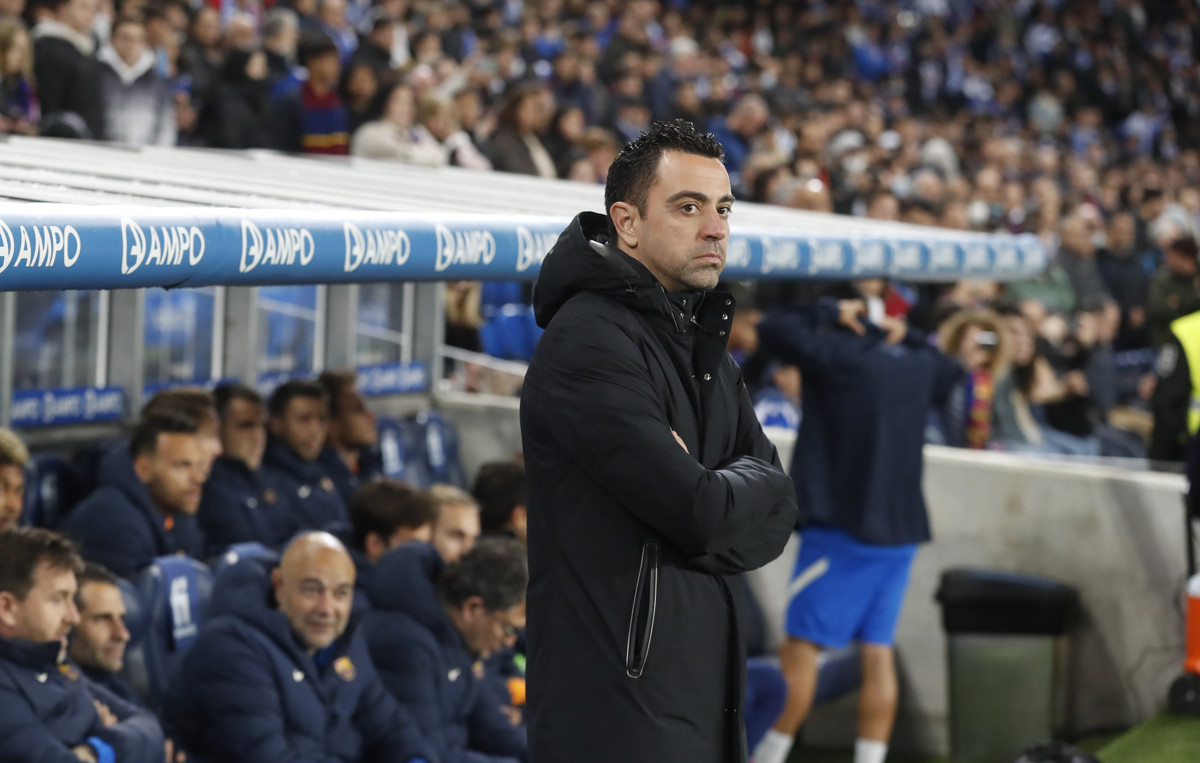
[0,427,28,532]
[0,528,164,763]
[64,412,207,578]
[349,478,435,605]
[67,562,140,706]
[199,383,295,551]
[364,538,529,763]
[471,461,527,546]
[263,380,349,534]
[428,484,481,564]
[317,370,382,503]
[165,531,436,763]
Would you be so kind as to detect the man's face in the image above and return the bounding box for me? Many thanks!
[273,545,355,652]
[68,581,129,673]
[60,0,98,36]
[307,51,341,89]
[458,598,525,659]
[272,396,328,462]
[616,150,732,293]
[332,386,377,450]
[221,398,267,470]
[0,463,25,532]
[0,561,79,644]
[135,432,206,516]
[111,21,146,67]
[430,503,479,563]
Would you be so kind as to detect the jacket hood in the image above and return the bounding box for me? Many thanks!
[365,543,456,641]
[533,211,666,328]
[97,442,157,513]
[210,557,359,660]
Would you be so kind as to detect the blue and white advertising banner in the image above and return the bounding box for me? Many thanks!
[0,205,1047,290]
[10,386,124,427]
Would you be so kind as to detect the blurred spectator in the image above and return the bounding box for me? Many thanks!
[0,18,39,134]
[178,6,221,105]
[351,80,445,165]
[263,379,349,534]
[201,47,274,149]
[444,279,483,352]
[32,0,104,139]
[339,57,377,133]
[1096,211,1152,350]
[166,532,436,763]
[67,562,139,705]
[471,460,526,544]
[315,0,355,62]
[414,92,492,170]
[260,7,298,85]
[487,79,555,177]
[96,14,175,146]
[707,93,769,194]
[428,483,479,564]
[363,539,528,763]
[0,528,164,763]
[270,30,348,154]
[64,412,207,578]
[199,383,294,551]
[936,309,1010,449]
[0,427,27,532]
[317,369,380,503]
[1056,213,1112,312]
[1148,236,1200,348]
[753,363,801,431]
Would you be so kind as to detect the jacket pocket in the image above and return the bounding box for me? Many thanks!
[624,540,659,678]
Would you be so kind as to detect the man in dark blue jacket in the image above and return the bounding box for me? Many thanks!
[166,531,435,763]
[199,383,296,552]
[0,528,164,763]
[364,539,528,763]
[64,412,207,579]
[348,479,435,607]
[752,296,962,763]
[263,380,349,535]
[67,563,142,706]
[317,370,382,504]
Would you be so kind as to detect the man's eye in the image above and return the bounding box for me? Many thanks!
[682,204,697,213]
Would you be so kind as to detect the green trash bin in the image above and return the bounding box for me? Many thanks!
[935,569,1078,763]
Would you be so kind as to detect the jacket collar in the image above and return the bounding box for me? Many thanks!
[0,635,63,671]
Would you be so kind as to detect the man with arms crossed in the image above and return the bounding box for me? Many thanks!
[520,119,798,763]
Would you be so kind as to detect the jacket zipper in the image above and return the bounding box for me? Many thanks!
[625,540,659,678]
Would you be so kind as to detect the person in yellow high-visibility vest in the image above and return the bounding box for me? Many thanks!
[1151,309,1200,462]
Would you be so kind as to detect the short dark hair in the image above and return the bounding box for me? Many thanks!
[74,562,120,612]
[349,479,436,549]
[213,383,263,419]
[298,31,339,68]
[129,411,201,459]
[142,387,216,426]
[437,537,527,612]
[472,461,526,534]
[604,119,725,237]
[1166,237,1199,259]
[268,380,327,418]
[316,370,358,418]
[0,528,84,600]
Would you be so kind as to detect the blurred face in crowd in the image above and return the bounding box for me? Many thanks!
[273,533,354,653]
[431,502,479,563]
[385,85,415,129]
[69,581,130,673]
[271,395,328,462]
[957,324,998,373]
[135,432,206,516]
[306,50,340,90]
[0,463,24,533]
[453,596,525,659]
[4,28,29,79]
[0,560,78,645]
[58,0,98,36]
[192,7,220,48]
[330,384,377,450]
[221,397,267,471]
[613,150,732,293]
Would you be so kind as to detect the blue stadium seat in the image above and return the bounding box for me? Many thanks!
[209,541,280,580]
[20,454,73,529]
[375,416,433,489]
[124,555,213,710]
[480,304,544,362]
[413,410,467,488]
[480,281,527,319]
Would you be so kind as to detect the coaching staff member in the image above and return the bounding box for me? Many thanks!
[520,119,798,763]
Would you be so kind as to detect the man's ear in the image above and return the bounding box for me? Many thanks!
[132,452,154,485]
[365,531,385,563]
[0,591,21,634]
[609,202,639,250]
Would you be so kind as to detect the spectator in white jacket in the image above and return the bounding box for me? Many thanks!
[95,14,175,146]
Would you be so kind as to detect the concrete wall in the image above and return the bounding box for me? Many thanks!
[436,398,1189,754]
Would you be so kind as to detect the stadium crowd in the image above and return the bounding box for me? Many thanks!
[1,0,1198,456]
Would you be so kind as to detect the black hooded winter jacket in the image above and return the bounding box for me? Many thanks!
[519,212,798,763]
